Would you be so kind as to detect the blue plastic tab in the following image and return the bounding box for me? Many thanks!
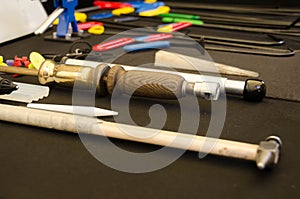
[123,41,170,52]
[90,12,114,20]
[136,2,165,13]
[126,1,165,12]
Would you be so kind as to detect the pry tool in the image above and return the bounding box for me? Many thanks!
[27,103,118,117]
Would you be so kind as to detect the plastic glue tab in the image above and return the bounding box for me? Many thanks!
[123,41,170,52]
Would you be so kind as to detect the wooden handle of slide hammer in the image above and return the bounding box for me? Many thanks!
[105,65,188,99]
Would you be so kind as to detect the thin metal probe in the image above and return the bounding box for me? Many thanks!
[165,2,300,16]
[205,46,295,57]
[100,23,287,46]
[189,33,285,46]
[205,40,293,52]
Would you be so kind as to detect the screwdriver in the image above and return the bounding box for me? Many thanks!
[0,60,220,100]
[0,76,18,95]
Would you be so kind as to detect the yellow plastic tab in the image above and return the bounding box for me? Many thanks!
[139,6,170,17]
[0,56,7,66]
[53,12,87,25]
[112,7,135,16]
[75,12,87,23]
[53,19,59,25]
[157,24,173,33]
[145,0,157,3]
[88,25,105,35]
[28,63,36,69]
[29,52,45,70]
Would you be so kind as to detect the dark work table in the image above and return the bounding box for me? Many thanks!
[0,1,300,198]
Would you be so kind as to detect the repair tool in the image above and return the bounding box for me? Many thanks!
[29,52,46,70]
[157,22,193,32]
[88,25,105,35]
[123,41,170,52]
[93,37,136,51]
[159,13,201,20]
[102,29,292,56]
[164,1,300,16]
[161,17,300,37]
[0,77,18,95]
[160,11,298,28]
[113,16,140,22]
[204,43,295,57]
[63,58,266,102]
[27,103,118,117]
[100,9,300,39]
[155,50,259,77]
[187,33,285,46]
[131,1,165,13]
[0,103,282,170]
[90,12,114,20]
[0,82,49,103]
[92,33,173,52]
[97,21,288,54]
[112,6,135,16]
[0,56,8,67]
[77,22,105,35]
[77,22,103,30]
[0,60,220,100]
[35,0,89,41]
[75,1,133,13]
[93,1,132,9]
[138,6,170,17]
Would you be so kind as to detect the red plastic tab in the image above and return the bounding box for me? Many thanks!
[171,22,192,31]
[78,22,103,30]
[93,38,135,51]
[143,33,173,42]
[94,1,132,9]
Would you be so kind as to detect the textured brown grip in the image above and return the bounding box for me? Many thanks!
[106,65,186,99]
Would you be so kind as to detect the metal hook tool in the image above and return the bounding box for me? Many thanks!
[205,40,295,56]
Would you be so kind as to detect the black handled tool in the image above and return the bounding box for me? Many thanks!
[0,76,18,95]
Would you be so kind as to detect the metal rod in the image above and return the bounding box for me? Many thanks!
[165,2,300,16]
[205,46,295,57]
[35,7,65,35]
[102,28,286,48]
[0,67,38,76]
[204,40,295,56]
[201,35,285,46]
[0,104,282,170]
[172,9,293,28]
[99,16,300,37]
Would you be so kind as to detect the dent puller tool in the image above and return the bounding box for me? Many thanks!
[0,60,220,101]
[63,58,266,102]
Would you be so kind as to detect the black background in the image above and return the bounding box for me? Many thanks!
[0,1,300,198]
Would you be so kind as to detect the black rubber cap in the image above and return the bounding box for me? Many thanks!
[243,79,266,102]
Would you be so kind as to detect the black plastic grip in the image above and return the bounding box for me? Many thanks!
[243,79,266,102]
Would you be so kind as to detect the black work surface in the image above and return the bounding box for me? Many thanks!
[1,7,300,199]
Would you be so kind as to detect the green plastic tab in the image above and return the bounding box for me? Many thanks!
[159,13,200,19]
[162,17,204,25]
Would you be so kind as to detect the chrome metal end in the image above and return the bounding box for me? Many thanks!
[193,82,220,100]
[256,136,282,170]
